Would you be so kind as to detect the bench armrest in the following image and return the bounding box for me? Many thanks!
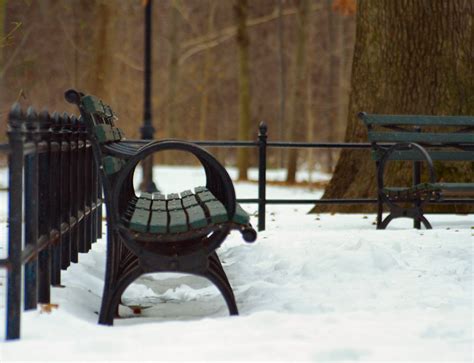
[111,139,236,223]
[377,142,436,191]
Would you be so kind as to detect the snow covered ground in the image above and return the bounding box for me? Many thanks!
[0,166,472,361]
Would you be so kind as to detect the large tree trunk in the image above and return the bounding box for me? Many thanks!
[235,0,251,181]
[312,0,474,213]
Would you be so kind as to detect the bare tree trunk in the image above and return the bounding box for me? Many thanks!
[286,0,310,183]
[312,0,474,213]
[326,0,344,172]
[0,0,6,61]
[199,0,217,141]
[277,0,286,168]
[94,1,111,99]
[306,73,315,183]
[235,0,251,181]
[167,0,180,140]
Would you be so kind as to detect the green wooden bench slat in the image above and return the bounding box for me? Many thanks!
[168,199,182,211]
[205,200,228,224]
[372,150,474,161]
[194,186,207,193]
[186,205,208,229]
[129,208,150,232]
[361,114,474,127]
[169,208,188,233]
[149,211,168,233]
[112,127,122,141]
[180,190,193,198]
[82,95,104,114]
[197,191,216,203]
[431,183,474,191]
[167,193,180,200]
[182,195,199,208]
[135,197,152,210]
[232,203,250,225]
[102,156,125,175]
[153,193,165,201]
[93,124,114,143]
[368,131,473,144]
[152,200,167,211]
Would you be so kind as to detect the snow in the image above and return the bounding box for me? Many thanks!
[0,166,472,362]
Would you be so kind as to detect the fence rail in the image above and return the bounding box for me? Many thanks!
[196,122,474,231]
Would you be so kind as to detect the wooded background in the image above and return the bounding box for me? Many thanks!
[1,0,471,213]
[0,0,356,175]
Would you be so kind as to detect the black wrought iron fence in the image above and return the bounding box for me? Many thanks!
[0,105,102,340]
[193,122,474,232]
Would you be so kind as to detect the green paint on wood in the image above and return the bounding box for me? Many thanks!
[182,195,198,208]
[368,131,473,144]
[82,95,104,114]
[205,200,228,223]
[169,209,188,233]
[186,205,208,229]
[232,203,250,224]
[135,197,152,210]
[362,114,474,127]
[129,209,150,232]
[103,156,125,175]
[149,211,168,233]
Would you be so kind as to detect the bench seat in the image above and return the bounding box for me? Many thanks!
[126,187,251,236]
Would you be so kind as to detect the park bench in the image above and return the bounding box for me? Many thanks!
[65,89,256,325]
[360,112,474,229]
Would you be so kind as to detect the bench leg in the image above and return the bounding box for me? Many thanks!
[380,206,432,230]
[379,214,394,230]
[376,197,383,229]
[99,262,143,325]
[201,267,239,316]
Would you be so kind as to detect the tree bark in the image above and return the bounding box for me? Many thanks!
[199,0,217,141]
[94,1,111,99]
[286,0,310,183]
[235,0,251,181]
[312,0,474,213]
[167,0,180,139]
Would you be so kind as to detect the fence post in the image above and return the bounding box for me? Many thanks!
[258,122,267,231]
[6,104,25,340]
[60,113,71,269]
[37,110,52,303]
[24,107,39,310]
[50,112,62,285]
[413,126,422,229]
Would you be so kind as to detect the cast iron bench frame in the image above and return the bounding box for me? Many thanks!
[360,112,474,229]
[65,89,256,325]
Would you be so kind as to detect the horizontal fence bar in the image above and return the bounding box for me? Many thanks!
[237,198,474,205]
[0,258,9,268]
[193,140,259,147]
[266,141,373,149]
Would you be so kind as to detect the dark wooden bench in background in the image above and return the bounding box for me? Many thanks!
[360,113,474,229]
[65,89,256,325]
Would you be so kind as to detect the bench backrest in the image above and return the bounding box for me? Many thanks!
[80,94,125,144]
[65,90,127,175]
[359,113,474,161]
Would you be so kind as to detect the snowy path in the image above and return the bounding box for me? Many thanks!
[0,167,472,361]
